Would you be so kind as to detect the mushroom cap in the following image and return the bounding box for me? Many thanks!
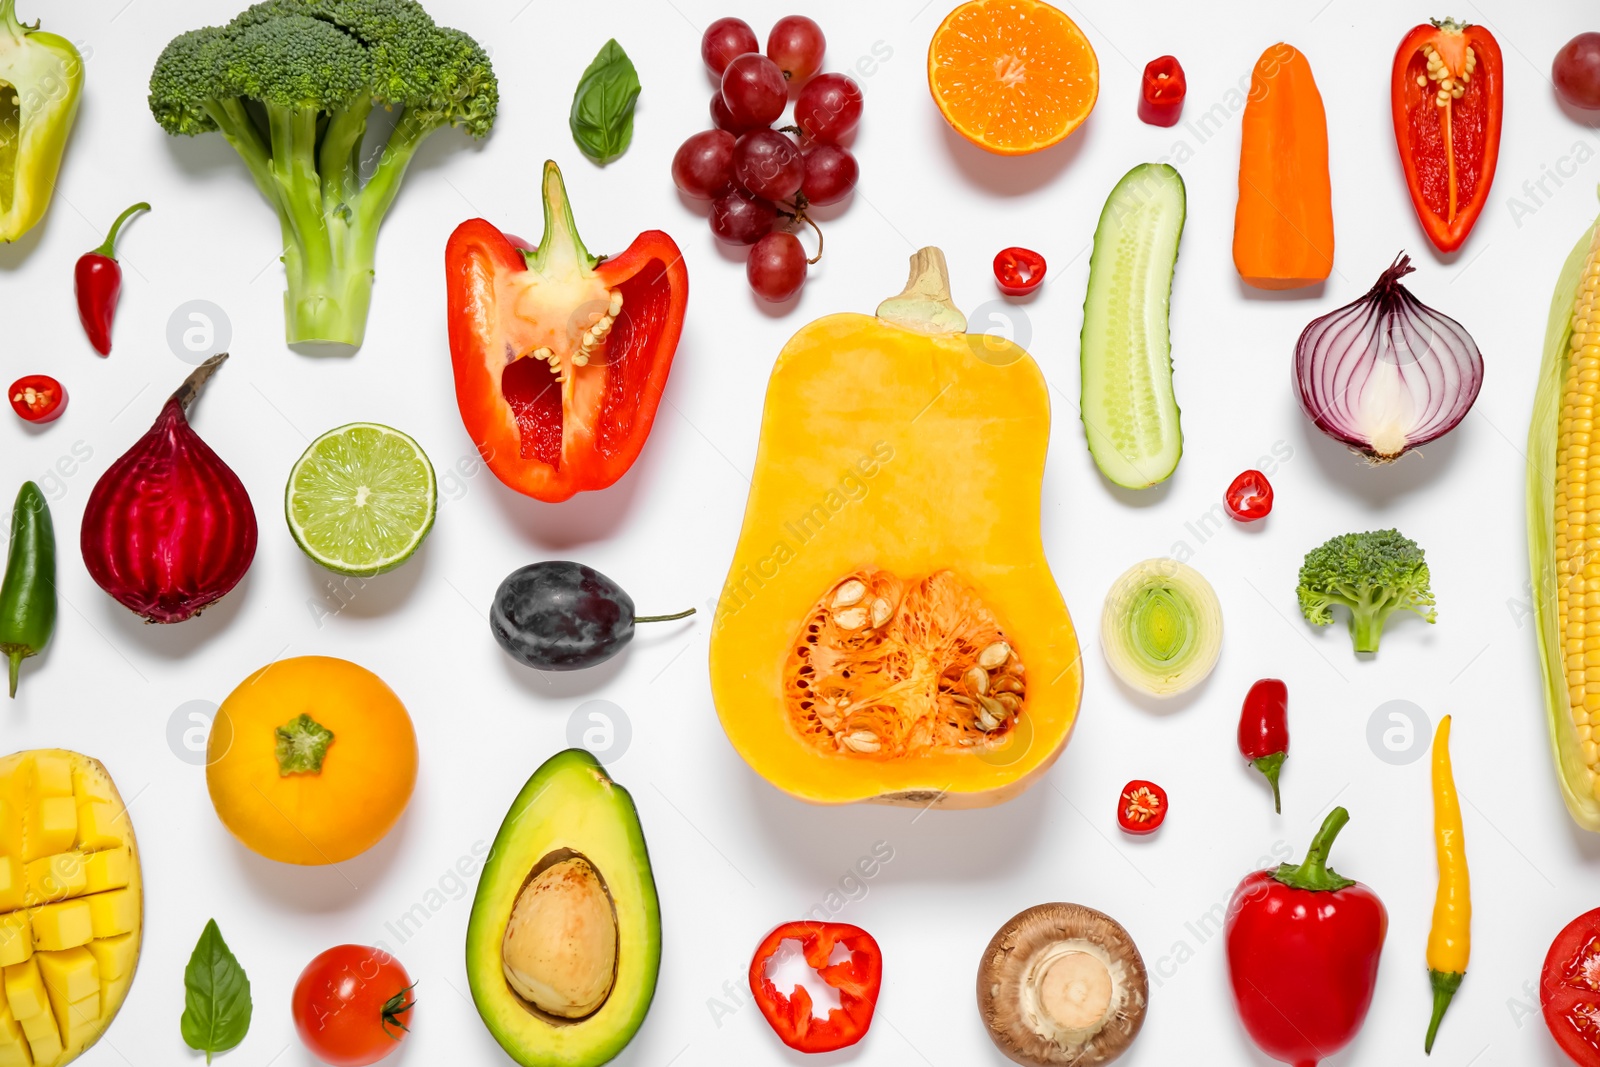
[976,902,1149,1066]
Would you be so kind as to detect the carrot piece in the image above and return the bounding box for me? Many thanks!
[1232,44,1335,290]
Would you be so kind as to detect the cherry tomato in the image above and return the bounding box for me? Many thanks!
[1224,469,1273,522]
[8,376,66,424]
[993,246,1046,296]
[1117,779,1167,835]
[1542,908,1600,1065]
[292,945,414,1066]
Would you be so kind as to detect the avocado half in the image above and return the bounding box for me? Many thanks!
[467,749,661,1066]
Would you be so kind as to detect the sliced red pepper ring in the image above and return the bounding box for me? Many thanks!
[1117,779,1167,835]
[748,921,882,1053]
[1391,19,1502,252]
[993,246,1046,296]
[1138,55,1186,126]
[8,376,66,424]
[445,161,688,503]
[1224,469,1273,521]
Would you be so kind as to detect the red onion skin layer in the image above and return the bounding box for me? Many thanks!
[1294,254,1484,462]
[81,355,258,624]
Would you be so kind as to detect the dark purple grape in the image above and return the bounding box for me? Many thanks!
[710,190,777,244]
[702,17,759,77]
[801,143,857,205]
[490,561,693,671]
[767,15,825,83]
[795,72,864,143]
[734,128,804,202]
[721,53,788,128]
[748,232,807,302]
[672,130,736,199]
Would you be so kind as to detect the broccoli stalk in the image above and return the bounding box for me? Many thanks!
[148,1,497,348]
[1297,529,1437,654]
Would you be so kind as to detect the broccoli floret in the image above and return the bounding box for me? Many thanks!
[1297,529,1437,654]
[148,0,497,348]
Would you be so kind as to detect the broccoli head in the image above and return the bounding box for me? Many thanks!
[1297,529,1436,654]
[148,0,497,348]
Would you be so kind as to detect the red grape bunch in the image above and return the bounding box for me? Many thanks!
[671,15,864,303]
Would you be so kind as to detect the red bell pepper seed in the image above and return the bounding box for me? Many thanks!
[8,376,66,424]
[1139,56,1187,126]
[1225,469,1274,521]
[1117,779,1167,835]
[993,246,1047,296]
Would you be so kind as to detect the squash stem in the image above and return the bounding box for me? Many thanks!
[875,247,968,335]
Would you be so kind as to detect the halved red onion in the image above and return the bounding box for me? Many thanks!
[1294,254,1483,462]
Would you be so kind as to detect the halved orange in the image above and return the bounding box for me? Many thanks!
[928,0,1100,156]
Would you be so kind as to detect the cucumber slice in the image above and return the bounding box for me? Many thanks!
[1080,162,1186,489]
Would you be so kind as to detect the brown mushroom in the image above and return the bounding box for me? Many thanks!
[976,903,1148,1065]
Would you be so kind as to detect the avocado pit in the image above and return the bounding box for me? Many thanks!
[502,851,619,1020]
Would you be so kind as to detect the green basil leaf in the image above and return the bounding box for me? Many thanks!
[181,919,252,1063]
[570,39,641,165]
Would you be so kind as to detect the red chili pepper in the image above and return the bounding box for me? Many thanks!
[1391,20,1502,252]
[1238,679,1289,813]
[1542,909,1600,1065]
[1225,469,1273,521]
[1138,56,1187,126]
[8,376,66,424]
[74,202,150,356]
[749,921,882,1054]
[445,162,687,502]
[1226,807,1388,1067]
[993,247,1046,296]
[1116,779,1167,835]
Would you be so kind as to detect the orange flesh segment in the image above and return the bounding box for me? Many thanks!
[929,0,1099,154]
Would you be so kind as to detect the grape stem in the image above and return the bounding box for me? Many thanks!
[778,198,825,265]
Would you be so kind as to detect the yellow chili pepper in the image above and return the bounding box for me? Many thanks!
[1424,714,1469,1053]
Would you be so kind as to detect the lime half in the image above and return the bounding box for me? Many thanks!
[286,423,437,577]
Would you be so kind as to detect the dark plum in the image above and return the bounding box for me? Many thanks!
[490,561,693,671]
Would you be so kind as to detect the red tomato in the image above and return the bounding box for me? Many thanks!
[1117,780,1167,835]
[292,945,414,1066]
[8,376,66,423]
[1224,469,1274,521]
[993,247,1047,296]
[1543,909,1600,1065]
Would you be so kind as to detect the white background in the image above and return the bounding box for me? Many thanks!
[2,0,1598,1064]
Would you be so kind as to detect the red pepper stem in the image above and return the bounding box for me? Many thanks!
[1272,806,1357,891]
[1251,751,1286,813]
[93,203,150,260]
[1424,969,1462,1054]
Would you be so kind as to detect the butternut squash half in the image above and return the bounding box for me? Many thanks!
[710,248,1081,807]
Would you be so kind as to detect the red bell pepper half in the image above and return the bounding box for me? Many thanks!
[749,921,882,1054]
[1391,19,1502,253]
[445,161,688,502]
[1226,807,1387,1067]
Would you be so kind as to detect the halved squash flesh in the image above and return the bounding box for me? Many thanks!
[710,249,1081,807]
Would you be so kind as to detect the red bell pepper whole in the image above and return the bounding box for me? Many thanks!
[74,202,149,356]
[1226,807,1387,1067]
[1138,55,1186,126]
[445,161,687,502]
[749,921,882,1054]
[1391,20,1502,252]
[1239,678,1289,812]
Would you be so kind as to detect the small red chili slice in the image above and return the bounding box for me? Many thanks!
[8,376,66,424]
[1139,56,1187,126]
[993,246,1047,296]
[1224,469,1274,521]
[1118,779,1167,835]
[749,921,882,1054]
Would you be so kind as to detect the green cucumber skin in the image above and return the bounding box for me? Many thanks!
[1080,162,1187,490]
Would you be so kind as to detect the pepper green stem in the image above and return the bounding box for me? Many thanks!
[275,713,335,775]
[93,202,149,259]
[1272,806,1357,891]
[1424,969,1463,1053]
[0,0,20,37]
[634,608,695,624]
[1252,751,1286,813]
[525,161,596,275]
[6,651,18,698]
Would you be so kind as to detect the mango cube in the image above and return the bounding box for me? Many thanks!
[0,802,19,861]
[31,901,91,951]
[0,1016,19,1049]
[24,1022,60,1063]
[85,891,135,940]
[0,1041,26,1067]
[50,988,97,1046]
[37,949,96,1006]
[30,760,70,799]
[74,803,122,852]
[0,858,23,913]
[17,1011,52,1042]
[3,960,44,1019]
[85,934,135,983]
[82,849,128,894]
[25,853,85,905]
[69,768,113,805]
[26,798,75,861]
[0,916,30,969]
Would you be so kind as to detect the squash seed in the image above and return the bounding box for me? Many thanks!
[842,730,881,753]
[978,641,1011,670]
[871,597,893,627]
[833,606,869,629]
[832,580,866,609]
[965,666,989,696]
